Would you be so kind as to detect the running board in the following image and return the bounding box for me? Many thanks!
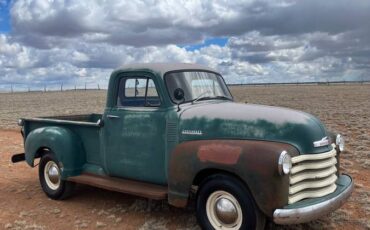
[68,173,167,200]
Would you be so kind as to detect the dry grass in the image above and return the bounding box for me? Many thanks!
[0,90,106,129]
[0,84,369,229]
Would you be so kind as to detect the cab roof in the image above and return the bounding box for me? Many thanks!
[114,63,219,77]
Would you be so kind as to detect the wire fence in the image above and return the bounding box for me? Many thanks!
[227,80,370,87]
[0,83,108,93]
[0,80,369,93]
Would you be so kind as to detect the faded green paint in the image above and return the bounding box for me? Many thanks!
[24,126,89,178]
[103,107,168,184]
[102,71,174,184]
[19,63,350,217]
[179,101,332,154]
[23,114,102,178]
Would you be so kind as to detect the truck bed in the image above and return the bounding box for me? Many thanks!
[22,113,103,166]
[38,113,102,124]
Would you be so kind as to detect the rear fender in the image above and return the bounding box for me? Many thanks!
[25,126,86,178]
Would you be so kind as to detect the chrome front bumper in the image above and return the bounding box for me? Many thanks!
[273,174,353,225]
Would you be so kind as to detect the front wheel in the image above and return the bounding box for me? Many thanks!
[196,174,265,230]
[39,153,75,200]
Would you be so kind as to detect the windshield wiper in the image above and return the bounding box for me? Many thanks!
[193,91,212,104]
[193,96,213,103]
[212,96,232,101]
[193,94,232,104]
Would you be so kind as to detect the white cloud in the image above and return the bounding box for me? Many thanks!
[71,51,89,62]
[0,0,370,90]
[75,68,87,77]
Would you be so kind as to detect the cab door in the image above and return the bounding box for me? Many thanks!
[103,73,167,185]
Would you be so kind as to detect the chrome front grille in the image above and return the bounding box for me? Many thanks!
[288,144,338,204]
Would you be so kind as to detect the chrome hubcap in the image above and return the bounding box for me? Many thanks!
[44,161,61,190]
[215,198,238,225]
[48,165,60,184]
[206,191,243,230]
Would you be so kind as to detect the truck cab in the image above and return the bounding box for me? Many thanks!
[14,63,353,230]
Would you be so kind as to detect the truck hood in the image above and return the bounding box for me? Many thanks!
[179,101,331,154]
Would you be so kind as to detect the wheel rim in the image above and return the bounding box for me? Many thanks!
[206,191,243,230]
[44,161,61,190]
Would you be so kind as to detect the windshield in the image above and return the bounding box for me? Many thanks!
[165,71,232,103]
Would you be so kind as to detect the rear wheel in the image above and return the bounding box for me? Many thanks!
[196,174,265,230]
[39,153,75,200]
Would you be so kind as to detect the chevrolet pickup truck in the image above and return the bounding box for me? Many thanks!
[13,63,353,230]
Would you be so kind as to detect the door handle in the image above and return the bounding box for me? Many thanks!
[107,115,120,119]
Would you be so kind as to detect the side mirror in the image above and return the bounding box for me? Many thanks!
[174,88,185,111]
[174,88,185,101]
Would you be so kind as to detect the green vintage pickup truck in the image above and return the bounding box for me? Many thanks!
[13,63,353,229]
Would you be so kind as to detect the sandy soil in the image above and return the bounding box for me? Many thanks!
[0,84,369,229]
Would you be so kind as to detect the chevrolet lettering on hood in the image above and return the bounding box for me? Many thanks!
[181,130,203,135]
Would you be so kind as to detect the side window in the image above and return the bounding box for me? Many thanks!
[117,77,160,107]
[125,78,146,97]
[147,79,159,97]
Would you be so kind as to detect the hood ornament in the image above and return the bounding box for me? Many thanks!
[313,136,329,147]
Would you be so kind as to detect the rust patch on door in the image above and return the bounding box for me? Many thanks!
[197,144,242,165]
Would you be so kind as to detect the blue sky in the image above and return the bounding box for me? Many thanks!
[0,0,369,90]
[183,37,229,51]
[0,0,10,33]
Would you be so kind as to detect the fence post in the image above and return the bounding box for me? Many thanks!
[11,84,13,93]
[60,83,63,92]
[44,85,46,92]
[98,84,100,90]
[85,83,87,90]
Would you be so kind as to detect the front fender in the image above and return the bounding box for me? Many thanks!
[25,126,85,178]
[168,140,299,217]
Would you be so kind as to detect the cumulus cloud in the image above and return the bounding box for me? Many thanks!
[0,0,369,90]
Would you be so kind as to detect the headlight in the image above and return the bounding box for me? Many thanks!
[278,151,292,175]
[336,134,345,152]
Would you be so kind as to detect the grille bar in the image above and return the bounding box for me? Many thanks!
[292,148,336,163]
[289,174,337,195]
[289,184,337,204]
[290,157,337,174]
[290,165,337,184]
